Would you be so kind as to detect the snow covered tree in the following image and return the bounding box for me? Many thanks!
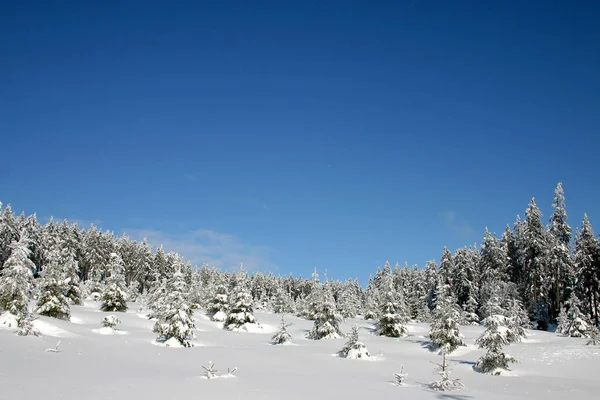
[270,315,293,345]
[206,284,229,321]
[522,199,551,328]
[339,325,370,359]
[102,315,121,328]
[423,260,438,311]
[0,234,36,316]
[338,278,362,318]
[547,183,574,322]
[307,289,343,340]
[429,350,464,391]
[556,292,591,338]
[377,291,408,337]
[153,268,196,347]
[224,289,257,330]
[100,253,128,312]
[574,214,599,325]
[474,314,518,374]
[36,250,71,320]
[429,285,465,354]
[272,287,295,314]
[363,276,379,320]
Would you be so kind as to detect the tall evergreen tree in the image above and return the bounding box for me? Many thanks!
[574,214,599,325]
[522,199,551,328]
[101,253,128,312]
[547,182,574,322]
[0,234,36,315]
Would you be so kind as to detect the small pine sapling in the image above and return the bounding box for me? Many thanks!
[102,315,121,328]
[202,361,218,379]
[429,350,464,391]
[394,365,407,386]
[45,341,62,353]
[339,325,370,359]
[271,315,293,345]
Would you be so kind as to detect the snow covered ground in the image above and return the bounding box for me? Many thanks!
[1,301,599,400]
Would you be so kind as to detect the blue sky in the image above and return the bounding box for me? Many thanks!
[1,1,599,284]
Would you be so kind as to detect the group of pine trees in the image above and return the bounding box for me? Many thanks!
[1,183,599,352]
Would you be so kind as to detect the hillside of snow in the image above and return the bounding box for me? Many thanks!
[1,301,599,400]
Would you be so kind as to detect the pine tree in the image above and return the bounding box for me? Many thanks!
[522,199,551,328]
[556,292,591,338]
[36,248,71,320]
[270,315,293,345]
[100,253,128,312]
[307,289,343,340]
[0,234,36,315]
[429,350,464,391]
[339,325,370,359]
[429,285,465,354]
[224,289,257,330]
[206,284,229,322]
[474,314,518,374]
[574,214,599,325]
[548,182,574,322]
[153,268,196,347]
[377,291,408,337]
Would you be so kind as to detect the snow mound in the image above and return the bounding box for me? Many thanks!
[211,311,227,322]
[92,327,128,335]
[70,317,85,324]
[33,320,77,337]
[0,312,19,330]
[152,337,201,348]
[345,347,371,360]
[227,322,276,334]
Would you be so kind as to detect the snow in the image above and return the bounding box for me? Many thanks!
[92,327,128,335]
[1,303,600,399]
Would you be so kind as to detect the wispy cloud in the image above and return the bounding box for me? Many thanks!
[184,174,197,182]
[438,211,473,237]
[124,228,276,272]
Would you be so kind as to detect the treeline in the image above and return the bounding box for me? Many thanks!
[0,182,599,332]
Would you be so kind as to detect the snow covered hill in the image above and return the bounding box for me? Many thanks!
[1,301,599,400]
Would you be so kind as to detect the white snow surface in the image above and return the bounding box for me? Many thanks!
[1,303,599,399]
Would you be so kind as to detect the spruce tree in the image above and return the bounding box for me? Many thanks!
[548,182,574,322]
[36,248,71,320]
[224,289,258,330]
[206,284,229,322]
[153,268,196,347]
[377,291,408,337]
[339,325,370,359]
[574,214,599,325]
[556,292,591,338]
[307,289,343,340]
[270,315,293,345]
[101,253,128,312]
[429,284,465,354]
[0,234,36,315]
[474,314,518,374]
[522,199,551,328]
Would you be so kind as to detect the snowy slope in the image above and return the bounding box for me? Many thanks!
[1,301,599,400]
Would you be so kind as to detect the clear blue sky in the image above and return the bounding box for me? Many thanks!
[1,1,599,284]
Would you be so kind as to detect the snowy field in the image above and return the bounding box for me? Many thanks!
[1,301,599,400]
